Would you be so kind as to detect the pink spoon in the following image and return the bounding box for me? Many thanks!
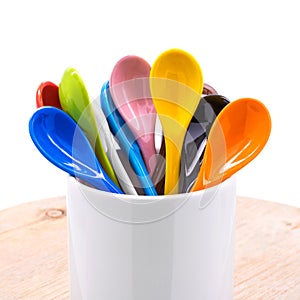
[110,55,157,175]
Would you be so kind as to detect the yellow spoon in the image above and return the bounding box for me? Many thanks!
[191,98,272,191]
[150,49,203,194]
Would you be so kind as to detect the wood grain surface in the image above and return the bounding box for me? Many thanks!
[1,196,300,299]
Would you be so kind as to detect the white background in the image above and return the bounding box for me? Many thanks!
[0,0,299,210]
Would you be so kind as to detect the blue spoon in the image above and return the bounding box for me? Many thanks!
[29,106,123,194]
[100,81,157,196]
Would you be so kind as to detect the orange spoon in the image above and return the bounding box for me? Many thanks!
[191,98,271,191]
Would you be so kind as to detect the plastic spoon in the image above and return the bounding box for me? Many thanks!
[58,67,119,187]
[100,81,157,196]
[151,85,220,195]
[36,81,62,109]
[29,106,123,194]
[179,95,230,193]
[191,98,272,191]
[150,48,203,194]
[91,99,138,195]
[110,55,157,175]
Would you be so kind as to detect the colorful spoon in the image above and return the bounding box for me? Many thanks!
[58,67,119,187]
[29,106,123,194]
[110,55,157,175]
[191,98,272,191]
[179,95,230,193]
[36,81,62,109]
[151,84,220,195]
[100,81,157,196]
[150,48,203,194]
[91,99,137,195]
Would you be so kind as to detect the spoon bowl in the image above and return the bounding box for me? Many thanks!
[150,48,203,194]
[191,98,272,191]
[29,107,123,194]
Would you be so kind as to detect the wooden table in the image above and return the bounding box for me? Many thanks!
[1,196,300,299]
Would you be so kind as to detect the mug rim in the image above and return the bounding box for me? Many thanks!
[69,175,235,202]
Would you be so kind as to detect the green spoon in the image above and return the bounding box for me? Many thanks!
[59,67,119,187]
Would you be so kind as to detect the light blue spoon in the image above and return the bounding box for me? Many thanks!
[29,106,123,194]
[100,81,157,196]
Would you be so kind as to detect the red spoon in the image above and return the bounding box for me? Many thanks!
[36,81,62,109]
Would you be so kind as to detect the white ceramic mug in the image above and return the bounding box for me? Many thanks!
[67,175,236,300]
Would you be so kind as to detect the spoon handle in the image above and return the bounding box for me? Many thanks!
[93,133,120,186]
[137,132,157,175]
[164,130,185,195]
[115,128,157,196]
[128,148,158,196]
[82,174,123,194]
[151,138,166,195]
